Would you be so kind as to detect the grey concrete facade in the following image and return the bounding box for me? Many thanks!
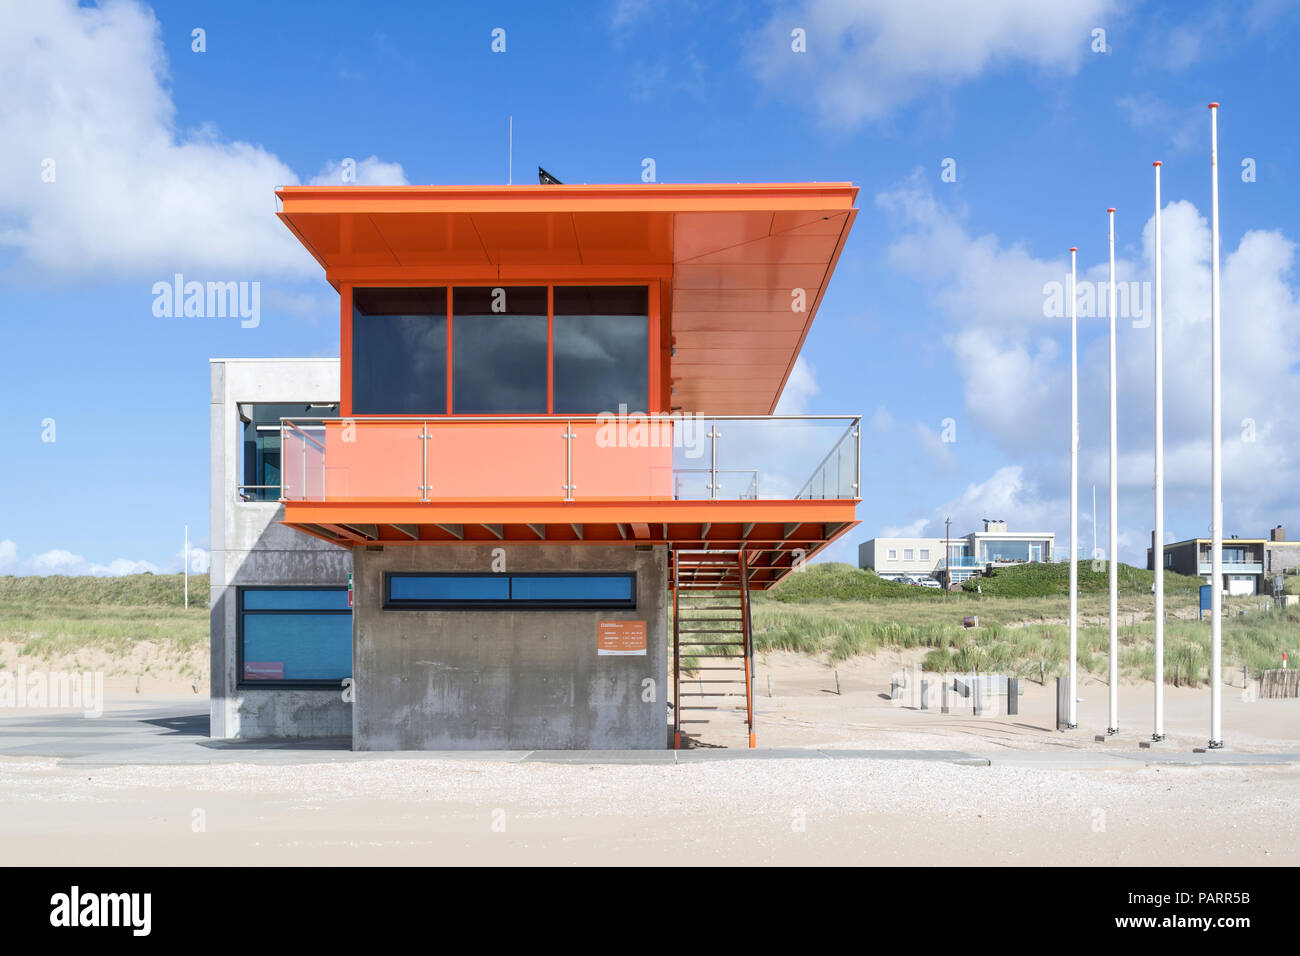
[351,544,669,750]
[209,359,352,740]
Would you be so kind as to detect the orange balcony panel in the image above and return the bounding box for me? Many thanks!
[568,422,674,499]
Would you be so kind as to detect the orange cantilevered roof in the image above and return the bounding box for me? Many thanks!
[275,182,858,415]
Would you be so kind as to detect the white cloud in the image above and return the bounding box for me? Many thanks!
[883,465,1063,540]
[30,548,161,577]
[868,405,894,433]
[876,177,1300,557]
[775,356,820,413]
[747,0,1117,127]
[1115,94,1201,153]
[879,517,929,537]
[0,1,404,278]
[914,421,956,473]
[0,539,208,577]
[308,156,408,186]
[179,545,210,574]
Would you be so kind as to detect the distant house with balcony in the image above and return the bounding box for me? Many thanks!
[1149,525,1300,596]
[859,520,1054,586]
[211,180,861,752]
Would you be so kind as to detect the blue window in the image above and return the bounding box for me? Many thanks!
[238,587,352,686]
[384,573,636,609]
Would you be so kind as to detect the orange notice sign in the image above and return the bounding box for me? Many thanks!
[598,620,647,656]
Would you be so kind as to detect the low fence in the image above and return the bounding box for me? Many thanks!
[1257,669,1300,699]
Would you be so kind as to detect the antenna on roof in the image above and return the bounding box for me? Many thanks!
[538,166,563,185]
[508,116,512,185]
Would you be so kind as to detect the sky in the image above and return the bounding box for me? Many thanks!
[1,0,1298,576]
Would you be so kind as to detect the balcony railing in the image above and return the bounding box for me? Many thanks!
[1198,562,1263,575]
[279,415,860,503]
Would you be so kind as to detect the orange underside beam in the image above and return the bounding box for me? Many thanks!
[282,500,858,589]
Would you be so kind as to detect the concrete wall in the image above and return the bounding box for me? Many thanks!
[860,537,945,576]
[1266,543,1300,576]
[351,544,669,750]
[209,358,352,740]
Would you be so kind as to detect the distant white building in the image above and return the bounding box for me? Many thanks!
[859,520,1055,585]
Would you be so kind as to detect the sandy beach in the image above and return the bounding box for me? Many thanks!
[1,649,1296,866]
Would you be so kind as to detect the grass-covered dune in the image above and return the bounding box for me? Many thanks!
[961,560,1202,597]
[0,572,208,608]
[761,562,944,602]
[738,561,1296,685]
[0,573,208,668]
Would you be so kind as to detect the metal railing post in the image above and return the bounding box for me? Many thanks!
[563,420,575,501]
[707,420,719,500]
[853,417,861,498]
[418,422,431,502]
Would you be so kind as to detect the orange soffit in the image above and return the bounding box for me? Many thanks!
[276,181,858,415]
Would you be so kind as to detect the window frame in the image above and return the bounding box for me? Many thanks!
[349,286,451,416]
[235,585,353,690]
[383,571,638,611]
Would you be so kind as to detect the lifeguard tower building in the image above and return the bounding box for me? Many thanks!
[210,181,860,750]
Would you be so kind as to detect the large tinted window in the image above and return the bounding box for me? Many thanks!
[352,288,447,414]
[453,287,547,413]
[238,588,352,684]
[553,286,649,413]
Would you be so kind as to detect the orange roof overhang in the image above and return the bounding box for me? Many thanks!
[275,182,858,415]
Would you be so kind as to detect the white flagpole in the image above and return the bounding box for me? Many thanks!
[1069,246,1079,729]
[1208,103,1224,749]
[184,523,189,610]
[1153,162,1166,742]
[1107,207,1119,736]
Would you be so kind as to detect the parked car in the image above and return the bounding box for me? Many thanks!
[912,576,942,589]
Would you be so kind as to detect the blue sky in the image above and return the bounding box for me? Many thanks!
[2,0,1299,575]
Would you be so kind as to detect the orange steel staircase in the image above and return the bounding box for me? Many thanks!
[671,549,756,749]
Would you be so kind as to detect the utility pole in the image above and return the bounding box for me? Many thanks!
[1208,103,1224,749]
[183,523,189,610]
[1107,207,1119,737]
[1068,246,1079,730]
[1152,162,1166,742]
